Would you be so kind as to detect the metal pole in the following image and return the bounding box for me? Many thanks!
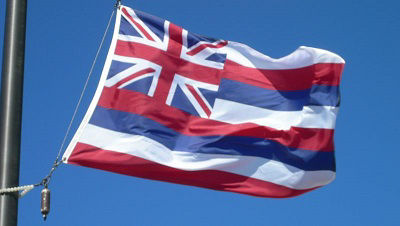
[0,0,27,225]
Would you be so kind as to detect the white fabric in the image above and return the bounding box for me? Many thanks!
[210,98,338,130]
[223,43,345,69]
[76,124,336,190]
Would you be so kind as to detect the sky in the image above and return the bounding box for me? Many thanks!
[1,0,399,225]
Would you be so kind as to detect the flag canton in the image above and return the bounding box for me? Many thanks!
[107,7,228,118]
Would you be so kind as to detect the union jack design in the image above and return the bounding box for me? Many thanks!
[63,5,345,198]
[107,7,227,118]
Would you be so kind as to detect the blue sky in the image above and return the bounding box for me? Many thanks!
[1,0,399,225]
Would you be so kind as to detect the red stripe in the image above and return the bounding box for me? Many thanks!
[186,84,212,117]
[98,87,334,151]
[186,40,228,56]
[122,8,155,41]
[222,60,344,91]
[314,63,344,85]
[113,68,155,88]
[68,143,316,198]
[115,41,344,91]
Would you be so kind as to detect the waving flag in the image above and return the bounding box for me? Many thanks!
[63,5,345,198]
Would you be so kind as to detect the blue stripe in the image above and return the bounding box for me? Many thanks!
[309,85,340,107]
[89,106,335,171]
[217,79,339,111]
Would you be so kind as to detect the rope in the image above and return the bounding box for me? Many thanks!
[0,184,37,198]
[42,7,116,189]
[54,8,116,165]
[0,6,117,198]
[45,7,116,187]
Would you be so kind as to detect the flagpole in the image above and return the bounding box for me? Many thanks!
[0,0,27,225]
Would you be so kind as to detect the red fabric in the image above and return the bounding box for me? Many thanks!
[98,87,335,152]
[69,143,316,198]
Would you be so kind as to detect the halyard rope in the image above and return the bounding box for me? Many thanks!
[0,185,36,198]
[0,6,116,198]
[54,8,116,166]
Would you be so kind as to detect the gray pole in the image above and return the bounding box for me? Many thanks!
[0,0,27,225]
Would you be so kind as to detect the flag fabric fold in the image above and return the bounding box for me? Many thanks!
[63,5,345,198]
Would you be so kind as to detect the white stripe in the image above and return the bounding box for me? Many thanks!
[223,43,345,69]
[210,99,338,130]
[77,124,335,190]
[295,105,339,129]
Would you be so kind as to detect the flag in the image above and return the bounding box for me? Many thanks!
[63,5,345,198]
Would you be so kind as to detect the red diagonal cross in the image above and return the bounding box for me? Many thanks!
[115,20,223,105]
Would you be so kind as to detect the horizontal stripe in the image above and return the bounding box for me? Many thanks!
[219,78,309,111]
[211,99,338,130]
[309,85,340,106]
[98,87,335,151]
[115,41,344,91]
[218,79,339,111]
[89,106,335,171]
[225,43,345,69]
[68,143,316,198]
[71,124,336,190]
[222,60,344,91]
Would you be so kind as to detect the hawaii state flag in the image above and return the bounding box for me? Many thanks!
[63,5,345,198]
